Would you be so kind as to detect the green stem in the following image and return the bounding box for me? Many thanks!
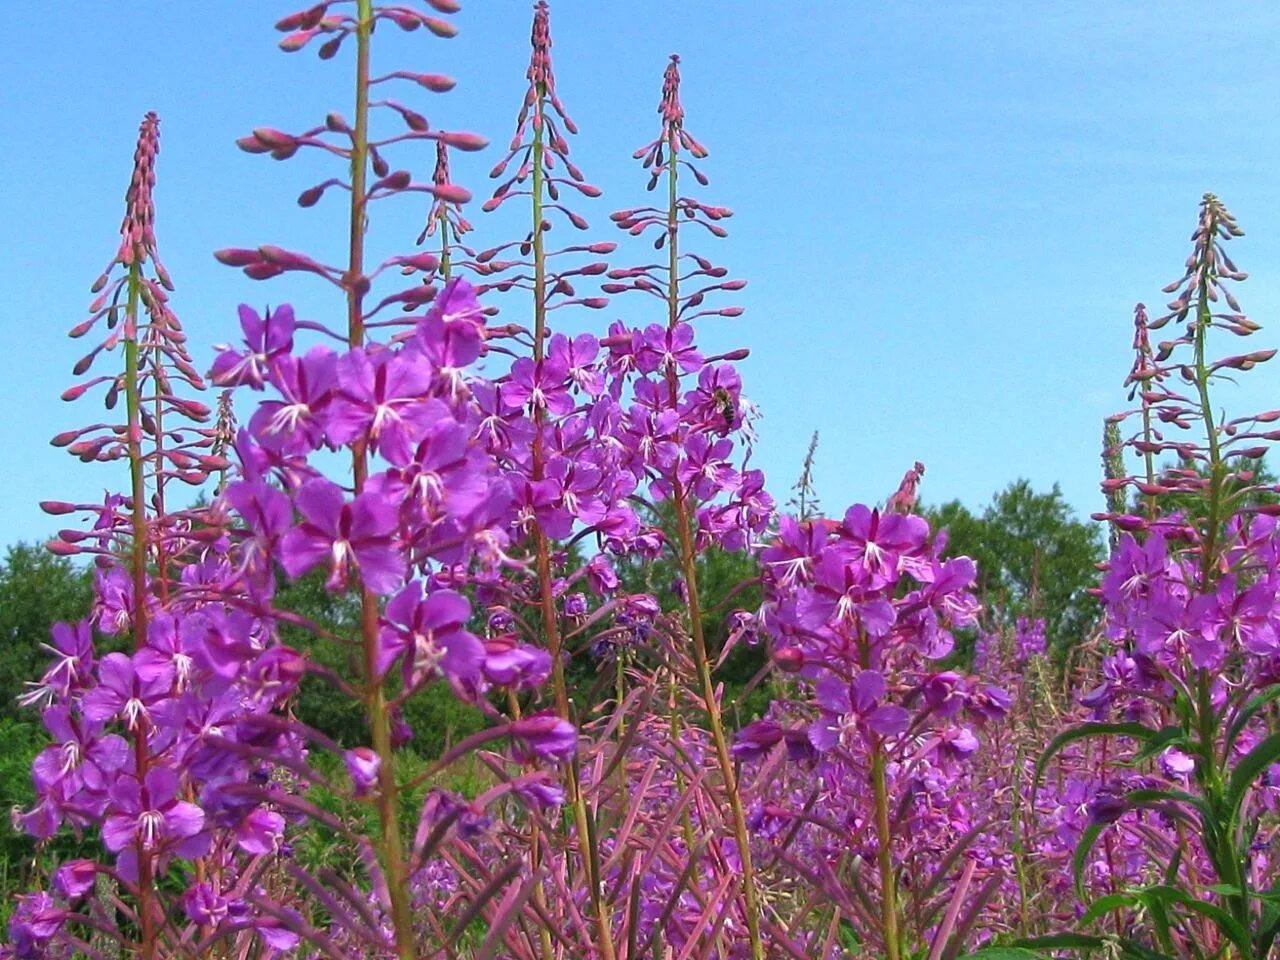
[438,209,452,281]
[664,137,765,960]
[870,740,901,960]
[527,79,619,960]
[124,264,149,649]
[347,6,414,959]
[123,261,158,960]
[1187,214,1254,955]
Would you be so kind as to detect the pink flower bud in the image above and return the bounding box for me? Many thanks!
[214,248,261,267]
[430,183,471,204]
[278,29,318,52]
[414,73,456,92]
[773,647,805,673]
[440,131,489,152]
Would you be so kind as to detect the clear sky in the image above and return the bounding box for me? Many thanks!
[4,2,1280,548]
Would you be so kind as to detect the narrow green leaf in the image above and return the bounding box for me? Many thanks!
[1128,724,1191,765]
[1125,786,1210,821]
[1035,722,1158,787]
[1226,730,1280,821]
[1014,933,1107,948]
[1226,683,1280,749]
[1139,884,1252,953]
[1081,891,1138,924]
[1072,821,1107,901]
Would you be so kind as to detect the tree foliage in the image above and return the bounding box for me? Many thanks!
[0,544,93,721]
[926,480,1105,656]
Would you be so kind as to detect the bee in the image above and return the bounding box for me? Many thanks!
[711,387,736,430]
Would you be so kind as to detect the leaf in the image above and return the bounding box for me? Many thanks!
[1226,683,1280,749]
[1226,730,1280,821]
[1256,875,1280,957]
[1138,885,1251,953]
[957,950,1046,960]
[836,918,861,952]
[1081,891,1138,925]
[1128,724,1191,765]
[1015,933,1108,948]
[1125,786,1210,821]
[1072,821,1107,900]
[1034,722,1159,788]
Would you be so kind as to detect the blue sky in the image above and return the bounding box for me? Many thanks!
[4,2,1280,548]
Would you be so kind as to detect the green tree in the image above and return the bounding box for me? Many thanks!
[612,501,767,723]
[275,568,488,759]
[925,480,1105,657]
[0,543,93,720]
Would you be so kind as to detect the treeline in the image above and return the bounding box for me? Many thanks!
[0,478,1111,726]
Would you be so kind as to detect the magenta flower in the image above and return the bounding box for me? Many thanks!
[82,652,172,731]
[235,807,285,855]
[416,306,483,398]
[636,322,703,376]
[379,582,483,689]
[102,765,206,855]
[482,637,552,689]
[428,277,485,327]
[377,411,489,518]
[510,712,578,763]
[211,303,295,390]
[838,504,928,589]
[248,346,337,456]
[19,619,95,708]
[182,884,230,926]
[345,747,381,797]
[184,605,262,681]
[280,478,404,595]
[548,332,603,397]
[52,860,97,900]
[505,356,574,416]
[809,671,910,751]
[675,433,738,500]
[325,347,438,463]
[32,707,128,799]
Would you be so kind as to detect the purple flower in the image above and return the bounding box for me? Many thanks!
[82,652,171,731]
[248,346,337,456]
[19,619,95,708]
[482,637,552,689]
[211,303,295,390]
[636,322,703,375]
[732,719,784,762]
[809,671,911,751]
[549,332,602,397]
[506,356,574,416]
[102,765,206,855]
[235,807,285,855]
[379,583,483,689]
[345,747,381,797]
[510,713,577,763]
[53,860,97,900]
[325,347,439,463]
[182,883,230,926]
[280,478,404,595]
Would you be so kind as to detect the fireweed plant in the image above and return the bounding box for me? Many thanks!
[1008,195,1280,960]
[8,5,1280,960]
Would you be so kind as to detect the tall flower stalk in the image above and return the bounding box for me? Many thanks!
[1036,194,1280,960]
[610,53,765,960]
[481,4,619,952]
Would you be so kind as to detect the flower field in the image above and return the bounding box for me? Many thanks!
[5,4,1280,959]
